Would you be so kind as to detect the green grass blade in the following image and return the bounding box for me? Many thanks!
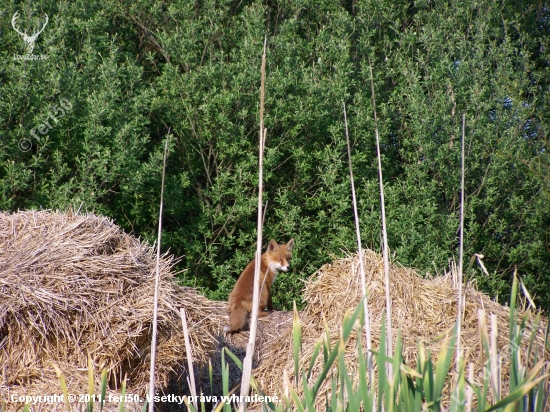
[486,375,549,412]
[310,304,363,400]
[423,351,435,406]
[119,373,127,412]
[322,317,330,364]
[87,354,95,412]
[302,372,315,409]
[387,331,403,412]
[286,373,305,412]
[250,379,278,412]
[100,369,108,412]
[467,379,484,412]
[392,331,403,387]
[534,375,548,412]
[377,315,387,412]
[415,342,426,398]
[52,363,71,412]
[356,328,373,410]
[329,373,338,411]
[451,356,466,412]
[306,341,322,381]
[432,331,456,409]
[509,270,519,391]
[338,332,360,411]
[526,312,541,375]
[292,302,302,386]
[223,347,243,370]
[209,359,214,395]
[399,362,416,412]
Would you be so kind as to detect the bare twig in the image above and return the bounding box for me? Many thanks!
[343,102,373,385]
[239,35,267,412]
[148,134,170,412]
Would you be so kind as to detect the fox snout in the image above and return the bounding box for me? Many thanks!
[270,260,290,273]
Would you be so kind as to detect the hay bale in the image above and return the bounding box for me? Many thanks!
[0,211,209,410]
[253,250,549,409]
[0,210,285,411]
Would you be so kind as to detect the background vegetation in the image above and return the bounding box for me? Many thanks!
[1,0,549,311]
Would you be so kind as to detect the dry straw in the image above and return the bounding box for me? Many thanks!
[0,210,283,411]
[253,250,549,410]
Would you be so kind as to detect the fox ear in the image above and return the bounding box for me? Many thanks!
[267,239,279,252]
[286,238,295,251]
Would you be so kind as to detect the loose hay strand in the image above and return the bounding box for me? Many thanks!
[252,251,549,411]
[0,209,249,411]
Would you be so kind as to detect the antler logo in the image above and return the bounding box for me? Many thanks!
[11,11,49,55]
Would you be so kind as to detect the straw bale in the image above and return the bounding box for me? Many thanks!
[0,210,285,411]
[253,250,549,410]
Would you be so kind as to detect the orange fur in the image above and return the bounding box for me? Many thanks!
[224,239,295,333]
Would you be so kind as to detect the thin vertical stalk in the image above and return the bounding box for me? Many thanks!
[148,136,170,412]
[456,114,466,371]
[343,102,373,385]
[180,308,197,411]
[239,36,267,412]
[490,314,500,402]
[369,62,393,368]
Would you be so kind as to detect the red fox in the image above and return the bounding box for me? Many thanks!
[224,239,295,333]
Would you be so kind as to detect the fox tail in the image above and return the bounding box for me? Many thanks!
[224,306,248,333]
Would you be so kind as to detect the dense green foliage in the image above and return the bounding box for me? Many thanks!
[1,0,549,310]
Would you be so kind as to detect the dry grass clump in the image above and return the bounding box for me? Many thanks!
[254,250,549,408]
[0,210,296,411]
[0,210,281,411]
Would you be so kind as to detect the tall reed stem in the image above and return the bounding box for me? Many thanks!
[369,63,393,370]
[456,114,466,371]
[343,102,373,384]
[239,36,267,412]
[148,136,170,412]
[180,308,197,410]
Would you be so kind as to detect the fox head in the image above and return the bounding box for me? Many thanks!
[265,238,295,273]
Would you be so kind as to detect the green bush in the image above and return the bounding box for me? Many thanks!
[1,0,549,310]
